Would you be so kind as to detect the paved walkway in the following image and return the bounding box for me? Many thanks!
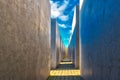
[47,61,84,80]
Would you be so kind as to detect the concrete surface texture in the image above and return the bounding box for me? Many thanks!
[0,0,50,80]
[75,5,80,69]
[68,26,76,65]
[51,19,65,69]
[60,40,66,61]
[80,0,120,80]
[51,19,57,69]
[56,26,62,65]
[68,5,80,68]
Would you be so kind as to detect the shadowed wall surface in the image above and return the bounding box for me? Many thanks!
[68,5,80,69]
[51,19,57,69]
[51,19,65,69]
[0,0,50,80]
[81,0,120,80]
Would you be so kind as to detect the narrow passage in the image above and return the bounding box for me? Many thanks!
[48,59,84,80]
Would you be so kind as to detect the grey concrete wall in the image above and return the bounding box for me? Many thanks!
[68,5,80,68]
[56,26,61,65]
[60,39,66,61]
[51,19,65,68]
[0,0,50,80]
[51,19,57,69]
[75,5,80,68]
[68,24,76,65]
[81,0,120,80]
[60,42,66,60]
[58,38,63,63]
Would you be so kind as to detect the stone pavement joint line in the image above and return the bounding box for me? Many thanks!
[47,61,84,80]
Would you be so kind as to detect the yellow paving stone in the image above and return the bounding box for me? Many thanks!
[48,61,82,80]
[50,70,80,76]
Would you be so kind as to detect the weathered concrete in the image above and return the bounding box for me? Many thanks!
[51,19,64,68]
[59,37,63,63]
[75,5,80,68]
[51,19,57,69]
[81,0,120,80]
[0,0,50,80]
[60,39,66,61]
[59,39,65,62]
[56,27,62,65]
[68,24,76,65]
[68,5,80,68]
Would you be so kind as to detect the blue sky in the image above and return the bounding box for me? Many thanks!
[50,0,79,47]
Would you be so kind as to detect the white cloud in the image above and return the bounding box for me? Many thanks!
[50,1,60,18]
[58,0,68,11]
[50,0,69,18]
[58,15,69,21]
[58,24,67,28]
